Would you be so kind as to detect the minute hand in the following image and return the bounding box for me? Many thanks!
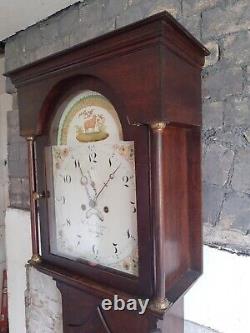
[95,164,121,200]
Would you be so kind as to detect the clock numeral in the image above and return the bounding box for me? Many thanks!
[127,229,131,239]
[56,195,66,204]
[74,159,81,168]
[66,219,71,226]
[63,175,72,183]
[76,235,81,247]
[108,157,112,167]
[112,243,118,254]
[130,201,137,213]
[89,152,97,163]
[127,229,136,241]
[122,176,129,187]
[92,245,99,258]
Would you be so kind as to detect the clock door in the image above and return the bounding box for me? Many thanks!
[36,81,153,297]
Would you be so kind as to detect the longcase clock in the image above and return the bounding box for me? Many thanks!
[6,11,209,333]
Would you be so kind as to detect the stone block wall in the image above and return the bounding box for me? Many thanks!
[0,54,11,312]
[4,0,250,254]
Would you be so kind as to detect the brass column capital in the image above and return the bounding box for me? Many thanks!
[150,122,167,131]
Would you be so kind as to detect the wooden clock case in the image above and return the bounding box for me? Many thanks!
[6,12,209,333]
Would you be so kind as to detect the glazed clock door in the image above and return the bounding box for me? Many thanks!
[45,90,139,276]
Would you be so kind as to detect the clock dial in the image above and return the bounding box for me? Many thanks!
[47,142,138,276]
[47,90,139,276]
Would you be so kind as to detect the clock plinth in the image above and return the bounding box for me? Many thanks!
[6,11,209,333]
[33,261,184,332]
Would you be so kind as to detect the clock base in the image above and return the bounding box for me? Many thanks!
[56,280,183,333]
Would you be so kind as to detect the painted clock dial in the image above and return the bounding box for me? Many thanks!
[46,90,139,276]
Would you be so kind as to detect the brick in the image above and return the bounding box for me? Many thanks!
[102,0,128,19]
[0,75,5,93]
[25,26,43,52]
[116,3,145,28]
[9,177,29,209]
[142,0,181,18]
[8,159,28,178]
[179,14,201,40]
[203,143,234,186]
[32,36,71,64]
[231,148,250,195]
[69,17,116,47]
[125,0,141,8]
[224,97,250,127]
[5,34,25,72]
[214,127,246,149]
[7,110,24,144]
[8,143,20,161]
[202,0,250,39]
[245,65,250,95]
[7,127,24,144]
[182,0,220,16]
[8,142,27,161]
[223,31,250,65]
[58,6,79,37]
[0,226,6,263]
[26,267,62,333]
[202,100,223,129]
[5,78,16,94]
[0,55,4,74]
[203,182,225,225]
[0,93,13,112]
[7,109,19,130]
[220,191,250,235]
[243,129,250,143]
[12,93,18,111]
[204,41,219,67]
[40,17,60,44]
[203,66,243,100]
[79,0,106,26]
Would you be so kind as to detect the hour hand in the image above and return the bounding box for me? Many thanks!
[80,175,93,201]
[86,208,104,221]
[87,170,97,196]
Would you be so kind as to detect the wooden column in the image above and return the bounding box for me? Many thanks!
[150,122,170,311]
[26,136,42,264]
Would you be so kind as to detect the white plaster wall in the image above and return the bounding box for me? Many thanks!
[26,267,63,333]
[185,246,250,333]
[5,208,32,333]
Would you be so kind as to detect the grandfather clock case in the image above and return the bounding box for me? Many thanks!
[6,12,209,333]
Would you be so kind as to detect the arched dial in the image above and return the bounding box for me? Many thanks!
[47,90,138,276]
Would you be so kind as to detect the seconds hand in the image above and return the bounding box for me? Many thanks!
[95,164,121,200]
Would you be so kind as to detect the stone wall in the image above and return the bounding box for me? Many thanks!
[0,54,11,311]
[5,0,250,253]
